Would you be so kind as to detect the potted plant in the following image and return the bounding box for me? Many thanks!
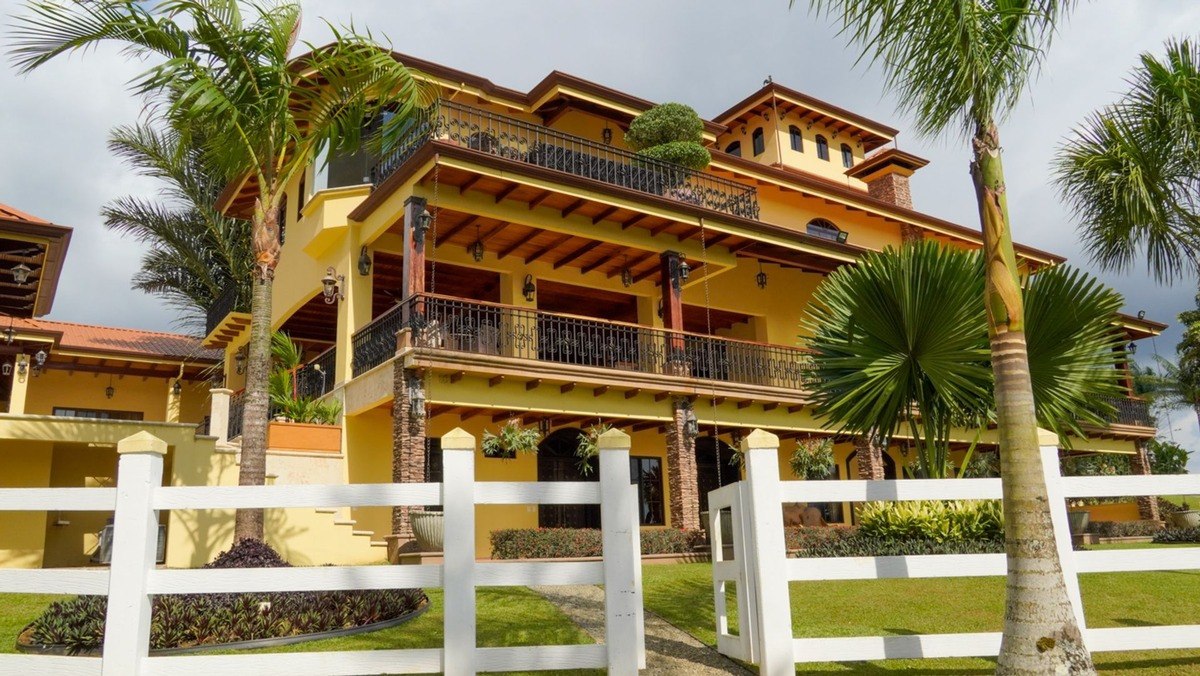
[266,331,343,453]
[624,103,711,201]
[481,418,543,458]
[573,423,612,476]
[1067,500,1091,535]
[1170,500,1200,528]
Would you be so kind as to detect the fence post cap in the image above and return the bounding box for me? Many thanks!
[1037,427,1059,447]
[596,427,632,450]
[118,431,168,456]
[740,428,779,452]
[209,388,234,396]
[441,427,476,451]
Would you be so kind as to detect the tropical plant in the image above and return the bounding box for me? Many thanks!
[1147,438,1192,475]
[574,422,612,476]
[1143,357,1200,429]
[789,437,835,479]
[11,0,431,541]
[1060,453,1131,477]
[103,124,253,331]
[857,499,1004,543]
[481,419,542,458]
[267,331,341,424]
[800,1,1095,664]
[625,102,711,170]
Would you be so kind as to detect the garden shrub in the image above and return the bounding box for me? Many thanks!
[21,539,426,654]
[1086,520,1163,538]
[1153,527,1200,544]
[784,525,857,551]
[857,500,1003,543]
[490,527,704,559]
[794,534,1004,558]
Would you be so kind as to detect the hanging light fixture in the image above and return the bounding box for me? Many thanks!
[470,225,485,262]
[105,375,115,400]
[756,261,768,289]
[522,274,536,302]
[678,259,691,282]
[601,125,613,145]
[234,349,247,375]
[11,263,32,285]
[620,255,633,288]
[321,266,344,304]
[357,246,372,276]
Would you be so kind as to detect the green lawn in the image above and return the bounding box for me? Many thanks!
[642,562,1200,674]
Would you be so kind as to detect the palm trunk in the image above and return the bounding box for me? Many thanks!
[233,195,281,542]
[1193,403,1200,432]
[973,122,1095,675]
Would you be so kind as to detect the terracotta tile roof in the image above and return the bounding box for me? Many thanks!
[0,202,51,224]
[13,318,221,362]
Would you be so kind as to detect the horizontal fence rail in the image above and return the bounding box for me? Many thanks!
[371,100,760,220]
[0,428,644,675]
[710,430,1200,670]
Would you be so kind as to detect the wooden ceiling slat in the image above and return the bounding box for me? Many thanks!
[608,251,656,278]
[528,191,554,210]
[436,215,481,244]
[553,240,602,270]
[496,228,540,260]
[560,199,587,219]
[621,213,650,230]
[592,206,619,225]
[494,183,520,204]
[525,234,574,264]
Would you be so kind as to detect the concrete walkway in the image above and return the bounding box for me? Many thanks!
[532,585,752,675]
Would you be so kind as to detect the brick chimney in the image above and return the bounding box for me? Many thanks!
[845,148,928,211]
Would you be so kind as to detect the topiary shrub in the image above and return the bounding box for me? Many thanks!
[625,102,711,171]
[857,500,1003,543]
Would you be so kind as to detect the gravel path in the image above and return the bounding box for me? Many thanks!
[531,585,753,675]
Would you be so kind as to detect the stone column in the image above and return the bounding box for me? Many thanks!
[666,397,701,531]
[390,366,427,550]
[1131,440,1161,522]
[854,434,886,480]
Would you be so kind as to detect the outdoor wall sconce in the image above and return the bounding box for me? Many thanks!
[11,263,31,285]
[17,358,27,377]
[522,274,536,302]
[620,256,633,288]
[1127,341,1137,355]
[407,380,425,422]
[1137,310,1146,320]
[666,252,690,292]
[414,209,433,244]
[683,405,699,440]
[602,127,613,145]
[321,266,344,304]
[756,261,768,289]
[357,246,372,276]
[470,225,485,262]
[539,418,551,436]
[3,316,14,345]
[1,362,10,377]
[32,349,47,375]
[836,230,849,244]
[656,300,663,319]
[172,380,183,396]
[234,349,247,375]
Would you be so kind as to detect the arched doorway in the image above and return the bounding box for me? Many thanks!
[695,436,739,513]
[537,428,600,529]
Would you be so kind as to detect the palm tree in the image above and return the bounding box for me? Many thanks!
[103,123,252,332]
[10,0,430,541]
[800,2,1092,670]
[1054,38,1200,283]
[805,242,1127,476]
[1144,357,1200,430]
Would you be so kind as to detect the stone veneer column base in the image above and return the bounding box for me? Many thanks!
[390,365,427,553]
[1131,440,1161,522]
[666,398,701,531]
[854,435,886,481]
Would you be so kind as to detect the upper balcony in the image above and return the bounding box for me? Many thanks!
[364,100,760,221]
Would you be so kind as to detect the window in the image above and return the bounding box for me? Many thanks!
[630,456,664,525]
[751,128,765,156]
[53,407,143,421]
[816,135,829,161]
[806,218,842,242]
[724,141,742,157]
[789,125,803,152]
[841,143,854,168]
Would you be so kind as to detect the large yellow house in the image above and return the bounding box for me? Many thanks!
[204,53,1165,560]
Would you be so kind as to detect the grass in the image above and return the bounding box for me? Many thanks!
[642,562,1200,674]
[0,588,602,676]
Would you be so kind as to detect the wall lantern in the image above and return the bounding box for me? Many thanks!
[105,376,115,400]
[1137,310,1146,320]
[172,380,183,396]
[234,349,247,375]
[539,418,551,436]
[666,252,691,292]
[11,263,31,285]
[17,358,27,377]
[522,274,536,303]
[3,327,13,346]
[407,380,425,422]
[1127,341,1137,355]
[357,246,372,276]
[1,362,10,377]
[321,266,344,304]
[620,255,633,288]
[656,300,663,319]
[602,127,613,145]
[756,261,768,289]
[415,209,433,242]
[683,405,699,440]
[470,225,485,262]
[836,230,849,244]
[678,260,691,282]
[33,349,47,375]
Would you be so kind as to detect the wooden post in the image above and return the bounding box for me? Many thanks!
[1040,432,1087,632]
[402,195,429,322]
[208,388,232,444]
[741,429,794,673]
[441,428,476,675]
[659,251,686,367]
[598,427,640,675]
[102,431,167,676]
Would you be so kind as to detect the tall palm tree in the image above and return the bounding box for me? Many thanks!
[1054,38,1200,283]
[1144,357,1200,430]
[10,0,430,541]
[103,123,252,332]
[806,242,1127,476]
[800,1,1092,670]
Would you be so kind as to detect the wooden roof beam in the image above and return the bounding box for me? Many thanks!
[592,206,619,225]
[525,234,573,264]
[553,240,602,269]
[497,229,541,260]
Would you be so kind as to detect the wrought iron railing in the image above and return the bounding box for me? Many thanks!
[296,347,336,399]
[370,293,811,390]
[227,389,246,440]
[205,284,247,337]
[351,306,407,376]
[370,100,760,220]
[1100,395,1154,427]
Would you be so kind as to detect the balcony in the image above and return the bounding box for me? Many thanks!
[1099,395,1154,428]
[369,100,760,221]
[204,284,250,349]
[352,294,811,392]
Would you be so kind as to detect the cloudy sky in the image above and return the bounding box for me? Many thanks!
[2,0,1199,466]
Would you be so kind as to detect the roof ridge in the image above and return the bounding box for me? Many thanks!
[21,317,204,340]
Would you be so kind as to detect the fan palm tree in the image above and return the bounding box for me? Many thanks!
[103,123,252,332]
[798,2,1091,669]
[805,242,1126,475]
[1054,38,1200,283]
[10,0,430,541]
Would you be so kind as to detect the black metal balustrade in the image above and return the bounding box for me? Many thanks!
[1100,395,1154,427]
[370,100,760,220]
[227,390,245,440]
[352,293,812,390]
[206,284,248,337]
[296,347,337,399]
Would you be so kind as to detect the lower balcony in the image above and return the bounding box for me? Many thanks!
[351,294,812,396]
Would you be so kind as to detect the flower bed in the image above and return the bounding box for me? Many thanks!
[490,527,705,559]
[17,540,427,655]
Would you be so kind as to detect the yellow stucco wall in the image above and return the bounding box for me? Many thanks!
[20,369,209,424]
[715,110,866,186]
[0,439,53,567]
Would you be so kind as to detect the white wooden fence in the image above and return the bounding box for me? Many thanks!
[0,428,644,676]
[710,428,1200,674]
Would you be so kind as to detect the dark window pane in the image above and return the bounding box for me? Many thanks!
[630,456,664,526]
[724,141,741,157]
[789,126,803,152]
[816,135,829,161]
[751,128,765,156]
[841,144,853,168]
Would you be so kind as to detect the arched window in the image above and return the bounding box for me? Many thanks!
[789,125,803,152]
[724,141,742,157]
[841,143,854,168]
[816,135,829,161]
[751,127,765,156]
[807,218,843,242]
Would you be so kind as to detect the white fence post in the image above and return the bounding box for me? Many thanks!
[1040,434,1087,632]
[598,427,640,675]
[102,431,167,676]
[441,428,477,675]
[741,429,794,674]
